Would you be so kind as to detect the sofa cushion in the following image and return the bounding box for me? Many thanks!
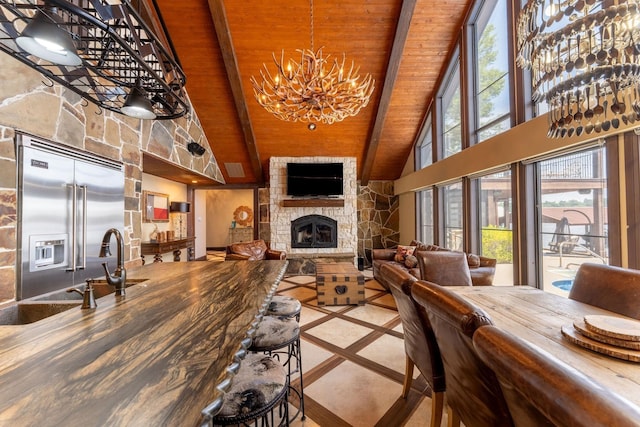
[404,255,418,268]
[416,251,472,287]
[410,240,429,251]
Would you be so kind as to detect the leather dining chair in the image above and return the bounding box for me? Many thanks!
[381,264,445,427]
[415,250,473,287]
[411,280,513,427]
[569,263,640,320]
[473,324,640,427]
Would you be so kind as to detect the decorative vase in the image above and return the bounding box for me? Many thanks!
[150,224,158,242]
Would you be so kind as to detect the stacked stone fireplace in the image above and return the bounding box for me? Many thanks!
[270,157,357,271]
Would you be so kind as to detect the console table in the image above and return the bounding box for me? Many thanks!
[141,236,195,264]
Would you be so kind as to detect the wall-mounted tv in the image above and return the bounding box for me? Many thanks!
[287,162,343,197]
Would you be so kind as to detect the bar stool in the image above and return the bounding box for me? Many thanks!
[266,295,302,321]
[250,315,305,422]
[206,353,289,426]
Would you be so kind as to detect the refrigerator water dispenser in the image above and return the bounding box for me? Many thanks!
[29,234,68,272]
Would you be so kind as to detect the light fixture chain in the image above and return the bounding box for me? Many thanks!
[310,0,314,52]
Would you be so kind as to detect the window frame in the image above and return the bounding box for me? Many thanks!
[437,48,462,160]
[468,0,513,144]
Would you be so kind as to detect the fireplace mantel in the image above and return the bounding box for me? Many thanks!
[281,199,344,208]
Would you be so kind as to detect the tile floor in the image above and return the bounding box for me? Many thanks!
[205,251,448,426]
[277,272,447,427]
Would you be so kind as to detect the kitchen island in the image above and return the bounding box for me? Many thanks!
[0,260,287,427]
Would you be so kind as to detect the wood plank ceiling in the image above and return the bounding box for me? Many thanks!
[154,0,472,185]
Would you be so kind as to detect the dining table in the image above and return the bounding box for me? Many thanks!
[450,285,640,407]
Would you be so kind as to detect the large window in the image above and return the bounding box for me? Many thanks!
[478,170,513,285]
[537,147,609,294]
[473,0,511,142]
[416,114,433,169]
[442,182,463,250]
[418,188,434,244]
[440,56,462,159]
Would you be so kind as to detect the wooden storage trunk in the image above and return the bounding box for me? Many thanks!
[316,262,365,306]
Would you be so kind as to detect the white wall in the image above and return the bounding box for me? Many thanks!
[194,190,207,259]
[204,189,254,248]
[141,173,188,262]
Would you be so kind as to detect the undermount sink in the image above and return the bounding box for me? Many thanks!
[0,278,148,325]
[0,301,82,325]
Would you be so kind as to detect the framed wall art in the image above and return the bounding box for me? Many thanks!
[143,191,170,222]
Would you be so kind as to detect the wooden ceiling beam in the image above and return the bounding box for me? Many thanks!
[360,0,417,185]
[207,0,263,184]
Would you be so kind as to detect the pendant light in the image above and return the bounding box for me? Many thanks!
[16,7,81,67]
[120,86,156,120]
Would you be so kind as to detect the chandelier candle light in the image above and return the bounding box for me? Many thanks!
[250,0,374,127]
[516,0,640,138]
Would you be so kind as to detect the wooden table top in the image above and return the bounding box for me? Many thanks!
[0,260,287,427]
[315,262,361,277]
[451,285,640,407]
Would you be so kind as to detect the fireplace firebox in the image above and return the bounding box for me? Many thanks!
[291,215,337,248]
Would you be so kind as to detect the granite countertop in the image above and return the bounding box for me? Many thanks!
[0,260,288,427]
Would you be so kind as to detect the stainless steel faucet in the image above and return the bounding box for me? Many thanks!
[99,228,127,296]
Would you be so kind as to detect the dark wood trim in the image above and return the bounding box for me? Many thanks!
[465,176,478,254]
[207,0,263,184]
[605,136,621,266]
[281,199,345,208]
[516,161,539,287]
[624,131,640,268]
[360,0,417,185]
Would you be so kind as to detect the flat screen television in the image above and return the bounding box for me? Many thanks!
[287,162,343,197]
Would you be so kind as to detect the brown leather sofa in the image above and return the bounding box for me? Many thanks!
[225,239,286,261]
[372,240,496,290]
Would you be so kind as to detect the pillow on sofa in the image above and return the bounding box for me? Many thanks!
[394,245,417,263]
[467,253,480,268]
[404,255,418,268]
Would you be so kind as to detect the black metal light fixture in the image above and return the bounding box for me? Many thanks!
[187,141,206,156]
[15,7,81,66]
[0,0,189,119]
[121,86,156,120]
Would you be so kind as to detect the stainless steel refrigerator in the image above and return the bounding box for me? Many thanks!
[17,134,124,300]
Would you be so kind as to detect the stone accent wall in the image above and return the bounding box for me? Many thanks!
[269,157,357,257]
[258,188,271,242]
[0,53,224,302]
[357,181,399,267]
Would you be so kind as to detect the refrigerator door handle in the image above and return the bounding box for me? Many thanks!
[66,183,77,272]
[79,185,87,270]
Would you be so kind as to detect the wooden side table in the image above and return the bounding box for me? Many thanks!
[141,236,196,265]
